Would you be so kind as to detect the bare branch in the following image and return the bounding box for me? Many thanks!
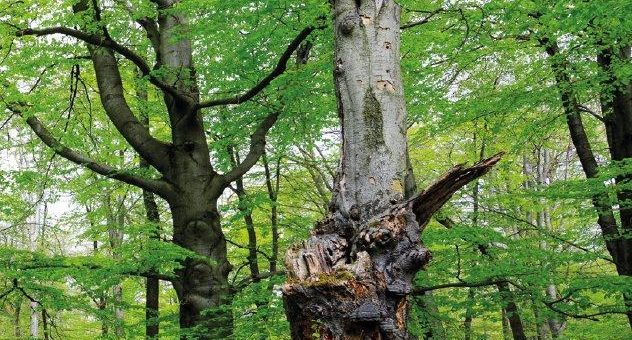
[401,8,443,29]
[197,26,319,109]
[221,112,279,185]
[15,26,185,101]
[16,108,175,198]
[577,104,605,122]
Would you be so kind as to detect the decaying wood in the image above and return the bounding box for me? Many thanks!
[283,154,502,339]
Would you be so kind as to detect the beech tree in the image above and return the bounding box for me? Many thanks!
[282,1,501,338]
[4,0,319,336]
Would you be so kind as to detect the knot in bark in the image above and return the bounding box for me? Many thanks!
[339,14,358,36]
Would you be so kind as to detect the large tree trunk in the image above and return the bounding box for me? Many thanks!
[282,1,501,338]
[20,0,289,336]
[169,199,232,338]
[156,5,233,337]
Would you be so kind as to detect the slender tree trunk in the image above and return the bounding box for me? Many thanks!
[143,194,161,340]
[91,237,108,336]
[536,149,565,338]
[545,284,564,338]
[464,288,474,340]
[106,192,126,338]
[13,298,21,338]
[142,176,161,339]
[416,291,446,340]
[30,301,38,338]
[230,150,260,282]
[496,281,527,340]
[479,140,526,340]
[502,308,511,340]
[42,309,49,340]
[282,1,501,338]
[532,302,547,340]
[263,152,280,273]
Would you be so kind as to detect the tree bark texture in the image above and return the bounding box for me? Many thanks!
[283,3,501,338]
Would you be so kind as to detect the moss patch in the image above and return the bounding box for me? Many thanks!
[362,88,384,150]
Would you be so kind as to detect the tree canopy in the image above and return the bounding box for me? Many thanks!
[0,0,631,339]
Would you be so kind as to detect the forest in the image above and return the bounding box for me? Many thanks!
[0,0,631,339]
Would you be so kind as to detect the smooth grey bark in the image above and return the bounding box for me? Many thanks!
[330,0,409,220]
[29,301,38,338]
[282,1,501,338]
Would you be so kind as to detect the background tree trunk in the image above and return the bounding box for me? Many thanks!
[597,45,632,327]
[263,152,281,273]
[464,288,474,340]
[106,191,125,338]
[13,298,21,338]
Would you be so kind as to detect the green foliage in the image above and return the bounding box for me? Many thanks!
[0,0,631,339]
